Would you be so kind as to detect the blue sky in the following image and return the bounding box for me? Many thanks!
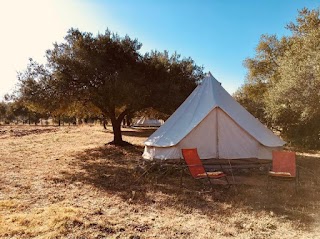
[0,0,319,100]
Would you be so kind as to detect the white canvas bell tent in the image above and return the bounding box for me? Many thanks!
[133,117,164,127]
[143,72,285,160]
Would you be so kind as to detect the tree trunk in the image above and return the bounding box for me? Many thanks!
[111,118,123,145]
[108,109,129,146]
[126,115,132,127]
[103,118,107,130]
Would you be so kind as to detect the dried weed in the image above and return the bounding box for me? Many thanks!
[0,125,320,238]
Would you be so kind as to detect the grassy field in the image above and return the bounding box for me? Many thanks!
[0,125,320,239]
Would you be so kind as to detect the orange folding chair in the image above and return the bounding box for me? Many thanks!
[181,148,229,190]
[268,151,299,191]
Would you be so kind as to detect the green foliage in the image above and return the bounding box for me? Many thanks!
[16,59,68,118]
[233,82,269,126]
[237,8,320,149]
[16,28,202,144]
[142,50,202,115]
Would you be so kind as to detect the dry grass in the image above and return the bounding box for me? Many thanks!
[0,125,320,238]
[1,201,80,238]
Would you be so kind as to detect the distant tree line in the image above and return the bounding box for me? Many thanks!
[6,28,203,145]
[0,100,99,126]
[0,101,43,125]
[234,8,320,149]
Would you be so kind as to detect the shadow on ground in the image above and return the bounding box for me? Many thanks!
[102,128,157,138]
[121,129,157,138]
[0,126,59,138]
[59,145,320,228]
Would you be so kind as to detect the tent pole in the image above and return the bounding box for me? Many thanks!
[216,108,219,159]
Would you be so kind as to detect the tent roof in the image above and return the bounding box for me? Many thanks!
[145,72,285,148]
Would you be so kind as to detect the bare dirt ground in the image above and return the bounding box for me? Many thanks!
[0,125,320,239]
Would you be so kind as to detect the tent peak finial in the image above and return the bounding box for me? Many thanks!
[205,72,221,85]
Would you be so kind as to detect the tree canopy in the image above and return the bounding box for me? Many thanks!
[235,8,320,148]
[17,28,203,145]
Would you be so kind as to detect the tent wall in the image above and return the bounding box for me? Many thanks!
[258,145,282,159]
[143,146,181,160]
[143,108,281,160]
[179,108,218,159]
[217,108,260,159]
